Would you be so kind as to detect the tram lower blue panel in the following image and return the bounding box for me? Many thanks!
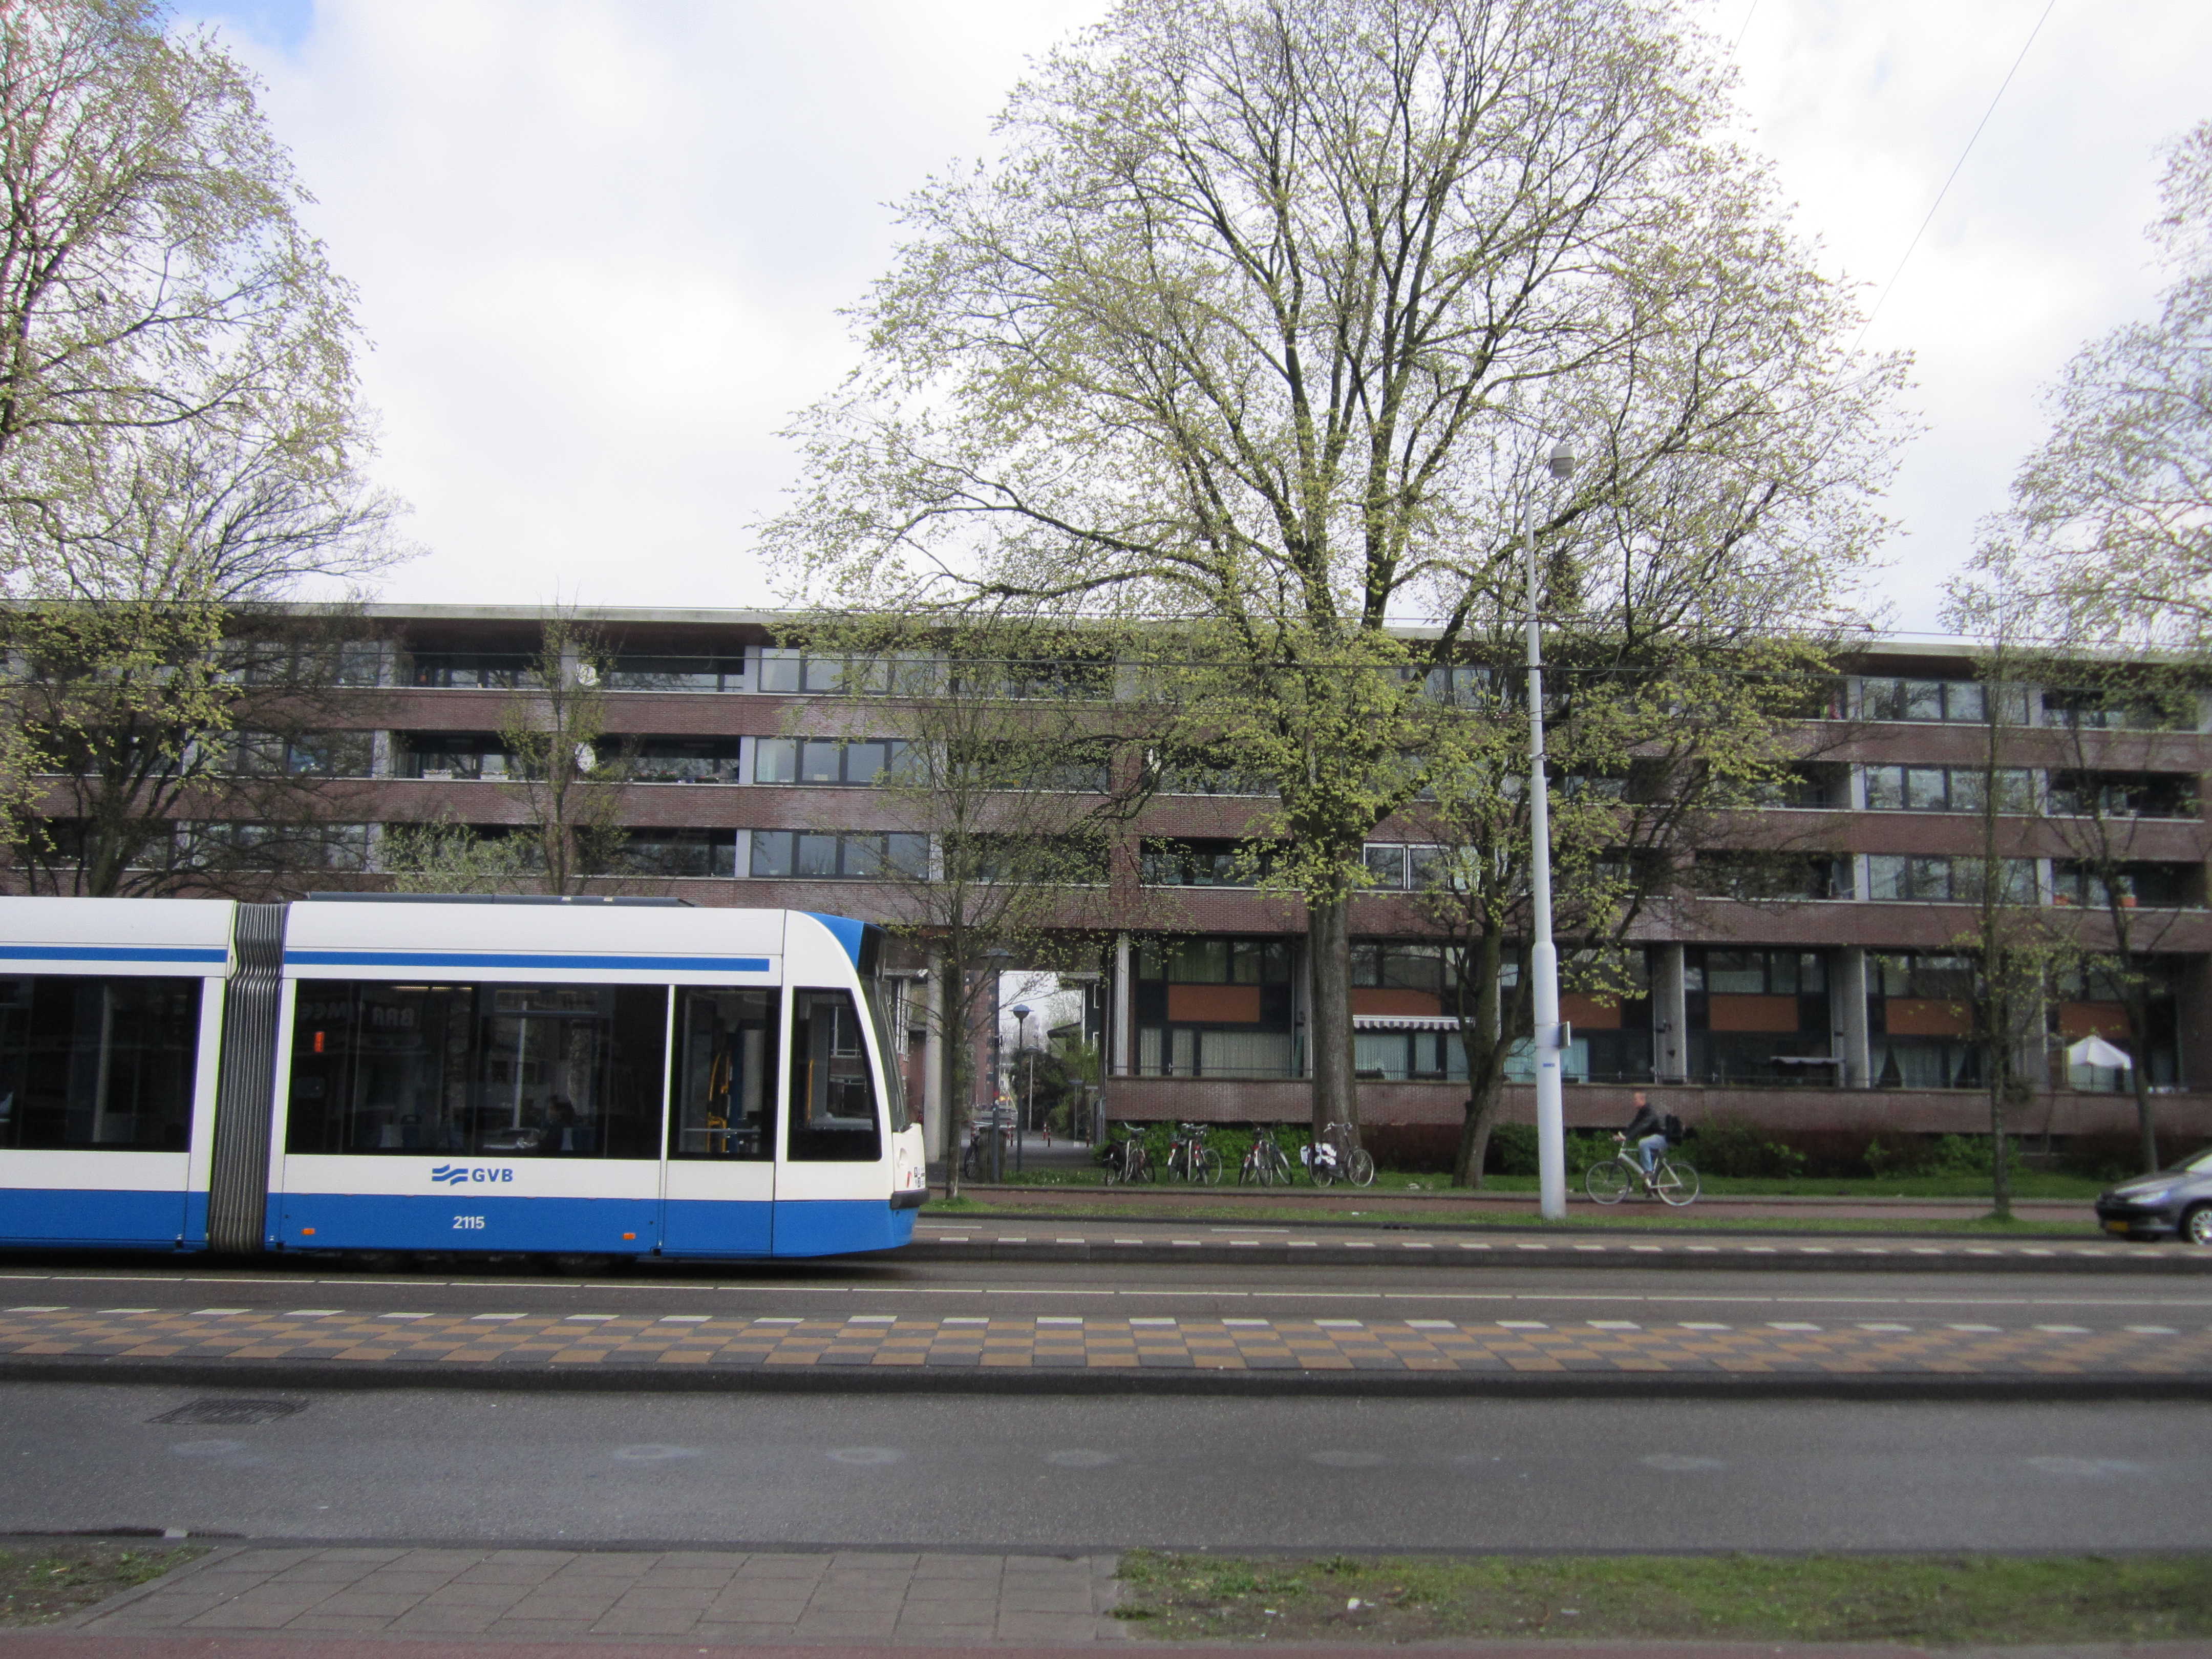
[0,1188,189,1248]
[772,1200,917,1258]
[660,1200,774,1259]
[275,1193,660,1254]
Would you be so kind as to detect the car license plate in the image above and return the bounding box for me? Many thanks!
[2103,1220,2132,1235]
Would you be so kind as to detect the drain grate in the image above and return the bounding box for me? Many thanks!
[150,1398,305,1426]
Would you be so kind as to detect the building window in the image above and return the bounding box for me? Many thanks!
[2050,860,2201,910]
[1134,934,1294,1078]
[1863,765,2035,812]
[1683,948,1830,1086]
[1866,855,2037,904]
[176,821,373,870]
[752,737,913,786]
[756,649,936,696]
[1140,837,1263,886]
[228,730,374,777]
[2052,962,2179,1092]
[748,831,928,880]
[629,739,744,784]
[1867,952,1981,1089]
[602,653,746,692]
[2046,772,2197,819]
[402,651,541,689]
[2041,687,2193,731]
[398,733,512,780]
[1692,851,1847,900]
[618,830,737,879]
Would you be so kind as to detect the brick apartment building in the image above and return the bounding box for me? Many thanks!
[26,602,2212,1165]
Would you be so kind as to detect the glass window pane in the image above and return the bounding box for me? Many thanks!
[0,976,200,1152]
[1911,856,1951,900]
[1799,952,1827,993]
[787,989,880,1161]
[1705,951,1763,994]
[1903,680,1944,720]
[840,835,883,879]
[1948,769,1986,812]
[1905,768,1948,810]
[886,834,929,878]
[1361,844,1406,887]
[284,982,663,1159]
[794,833,839,877]
[1867,855,1906,901]
[750,832,792,878]
[801,656,847,693]
[1768,953,1799,995]
[799,740,842,783]
[1946,680,1985,722]
[757,649,801,693]
[843,741,887,786]
[753,739,797,784]
[671,988,776,1160]
[1864,766,1904,810]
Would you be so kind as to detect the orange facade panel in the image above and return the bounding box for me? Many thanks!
[1884,997,1972,1038]
[1165,984,1263,1024]
[1349,988,1443,1017]
[1559,993,1622,1031]
[2058,1002,2130,1042]
[1707,994,1804,1034]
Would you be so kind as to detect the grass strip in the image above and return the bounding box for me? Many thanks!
[1112,1550,2212,1644]
[991,1168,2115,1200]
[928,1196,2104,1238]
[0,1538,204,1626]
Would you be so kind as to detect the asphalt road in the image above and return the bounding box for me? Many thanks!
[4,1251,2206,1334]
[1,1381,2203,1553]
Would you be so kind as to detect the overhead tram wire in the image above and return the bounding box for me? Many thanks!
[1845,0,2062,360]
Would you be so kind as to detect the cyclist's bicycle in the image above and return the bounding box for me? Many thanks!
[1239,1125,1293,1186]
[1303,1120,1375,1187]
[1165,1122,1222,1185]
[1585,1135,1700,1206]
[1103,1125,1154,1185]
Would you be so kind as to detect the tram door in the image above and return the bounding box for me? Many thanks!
[660,987,777,1255]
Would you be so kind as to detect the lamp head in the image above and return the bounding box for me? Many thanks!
[1010,1003,1031,1019]
[1546,439,1578,480]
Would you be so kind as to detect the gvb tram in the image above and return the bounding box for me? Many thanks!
[0,896,927,1259]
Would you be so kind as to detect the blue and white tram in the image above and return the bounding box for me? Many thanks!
[0,897,927,1258]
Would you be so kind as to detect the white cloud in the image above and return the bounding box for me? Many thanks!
[187,0,2212,631]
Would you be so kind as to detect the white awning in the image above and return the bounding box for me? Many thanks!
[1353,1014,1461,1032]
[2066,1034,2133,1070]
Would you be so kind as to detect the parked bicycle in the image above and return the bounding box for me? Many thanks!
[1584,1135,1700,1206]
[1165,1122,1222,1185]
[1103,1124,1154,1185]
[1303,1120,1375,1187]
[1239,1125,1294,1187]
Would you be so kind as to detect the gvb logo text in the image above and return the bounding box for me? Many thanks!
[430,1166,515,1185]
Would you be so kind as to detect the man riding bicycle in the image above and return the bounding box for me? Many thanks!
[1617,1091,1667,1183]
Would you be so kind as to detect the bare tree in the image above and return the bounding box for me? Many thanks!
[497,610,629,896]
[770,0,1903,1139]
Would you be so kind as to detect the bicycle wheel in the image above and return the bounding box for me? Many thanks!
[1195,1147,1222,1185]
[1347,1148,1375,1187]
[1263,1144,1289,1186]
[1135,1146,1156,1183]
[1654,1159,1701,1206]
[1584,1158,1630,1204]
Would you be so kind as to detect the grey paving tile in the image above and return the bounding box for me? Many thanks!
[1002,1585,1104,1614]
[348,1571,464,1596]
[691,1621,809,1643]
[391,1548,491,1570]
[610,1585,719,1611]
[707,1594,813,1622]
[387,1607,501,1635]
[310,1548,409,1564]
[307,1592,429,1618]
[223,1549,320,1572]
[997,1610,1116,1642]
[450,1562,565,1586]
[420,1582,531,1610]
[184,1605,313,1630]
[903,1577,999,1603]
[275,1615,399,1635]
[830,1551,922,1570]
[497,1596,626,1621]
[652,1550,747,1570]
[483,1549,576,1566]
[264,1563,375,1585]
[479,1620,598,1639]
[733,1554,830,1579]
[910,1555,1005,1580]
[589,1608,707,1635]
[632,1567,740,1590]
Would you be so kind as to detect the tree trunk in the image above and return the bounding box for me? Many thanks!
[1988,1060,2013,1222]
[1308,890,1356,1144]
[938,956,970,1199]
[1451,934,1506,1188]
[2126,996,2160,1174]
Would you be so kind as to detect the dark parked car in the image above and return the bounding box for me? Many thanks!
[2095,1147,2212,1244]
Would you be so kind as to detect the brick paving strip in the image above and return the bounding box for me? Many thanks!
[1,1306,2208,1395]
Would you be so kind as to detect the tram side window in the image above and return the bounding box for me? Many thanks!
[671,988,777,1161]
[285,982,666,1159]
[786,989,881,1162]
[0,976,200,1152]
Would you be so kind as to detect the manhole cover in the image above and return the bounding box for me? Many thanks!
[150,1398,304,1426]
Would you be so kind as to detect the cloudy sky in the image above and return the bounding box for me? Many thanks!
[181,0,2211,635]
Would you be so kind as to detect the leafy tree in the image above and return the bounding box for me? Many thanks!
[0,0,359,511]
[770,0,1902,1139]
[496,611,628,896]
[382,817,537,896]
[2000,119,2212,646]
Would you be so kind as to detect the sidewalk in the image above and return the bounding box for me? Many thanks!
[13,1545,2212,1655]
[46,1546,1123,1645]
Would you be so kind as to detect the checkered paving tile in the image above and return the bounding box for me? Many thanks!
[3,1304,2208,1378]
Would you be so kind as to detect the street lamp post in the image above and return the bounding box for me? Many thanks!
[1010,1003,1032,1175]
[1527,437,1578,1221]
